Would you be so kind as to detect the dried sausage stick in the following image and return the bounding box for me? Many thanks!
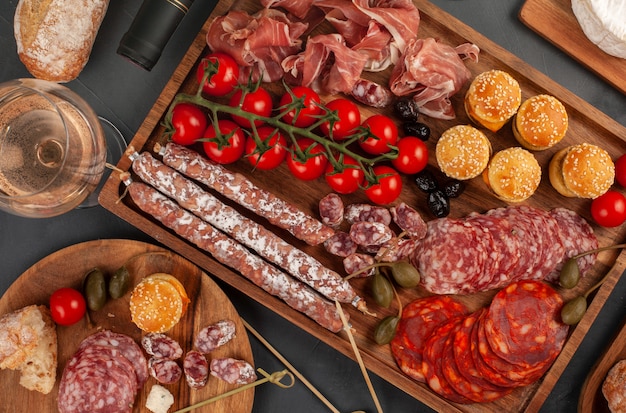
[159,142,334,246]
[131,151,359,305]
[123,179,346,333]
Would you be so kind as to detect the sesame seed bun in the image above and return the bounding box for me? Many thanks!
[513,94,568,151]
[548,143,615,199]
[465,70,522,132]
[129,273,189,333]
[482,147,541,203]
[436,125,492,180]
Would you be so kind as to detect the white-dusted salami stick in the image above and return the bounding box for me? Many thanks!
[160,142,334,246]
[131,151,360,306]
[123,179,346,333]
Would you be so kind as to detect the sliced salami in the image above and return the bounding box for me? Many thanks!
[184,350,209,389]
[349,221,394,247]
[195,319,237,353]
[148,357,182,385]
[344,203,392,225]
[141,332,183,360]
[376,237,420,263]
[324,231,358,257]
[319,193,344,228]
[390,202,427,239]
[210,357,257,385]
[343,253,375,278]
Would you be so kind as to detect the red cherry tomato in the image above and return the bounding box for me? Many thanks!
[364,165,403,205]
[202,120,246,164]
[196,52,239,97]
[359,114,398,155]
[391,136,429,175]
[320,98,361,140]
[614,154,626,188]
[590,190,626,227]
[49,288,86,326]
[286,138,328,181]
[325,155,365,194]
[245,126,287,170]
[170,103,207,146]
[229,87,273,128]
[279,86,322,128]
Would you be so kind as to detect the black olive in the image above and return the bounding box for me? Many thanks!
[443,180,465,198]
[414,169,438,193]
[403,122,430,141]
[427,189,450,217]
[393,97,420,122]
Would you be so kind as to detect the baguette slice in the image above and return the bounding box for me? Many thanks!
[14,0,109,82]
[0,305,58,394]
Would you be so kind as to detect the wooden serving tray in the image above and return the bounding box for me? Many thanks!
[579,318,626,412]
[100,0,626,411]
[519,0,626,95]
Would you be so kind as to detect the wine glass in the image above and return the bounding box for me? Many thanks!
[0,78,108,218]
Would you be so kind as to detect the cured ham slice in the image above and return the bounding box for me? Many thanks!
[260,0,316,19]
[206,9,308,82]
[389,37,479,119]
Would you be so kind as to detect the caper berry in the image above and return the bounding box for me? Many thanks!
[414,169,438,193]
[390,261,421,288]
[83,268,107,311]
[443,180,465,199]
[561,296,587,325]
[427,189,450,218]
[403,122,430,141]
[559,258,581,289]
[109,266,131,299]
[394,97,420,122]
[371,271,394,308]
[374,316,400,345]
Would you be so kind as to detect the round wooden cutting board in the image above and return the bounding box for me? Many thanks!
[0,239,255,413]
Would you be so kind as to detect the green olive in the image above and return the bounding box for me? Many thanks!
[559,258,581,289]
[374,316,400,345]
[371,271,394,308]
[390,261,421,288]
[109,266,131,299]
[561,296,587,325]
[83,268,107,311]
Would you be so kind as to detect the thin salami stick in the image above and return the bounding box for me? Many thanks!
[130,151,360,306]
[123,178,345,333]
[159,142,334,246]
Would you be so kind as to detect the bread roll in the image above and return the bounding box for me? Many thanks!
[436,125,492,180]
[513,94,569,151]
[603,359,626,413]
[549,143,615,198]
[0,305,57,394]
[465,70,522,132]
[483,147,541,202]
[14,0,110,82]
[130,273,190,333]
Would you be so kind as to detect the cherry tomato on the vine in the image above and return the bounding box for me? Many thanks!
[364,165,403,205]
[229,87,273,128]
[170,103,207,146]
[325,154,365,194]
[279,86,322,128]
[391,136,429,175]
[245,126,287,170]
[49,288,86,326]
[196,52,239,97]
[590,190,626,227]
[286,138,328,181]
[320,98,361,140]
[359,114,398,155]
[614,154,626,188]
[202,119,246,164]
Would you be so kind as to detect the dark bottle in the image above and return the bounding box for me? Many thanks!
[117,0,195,71]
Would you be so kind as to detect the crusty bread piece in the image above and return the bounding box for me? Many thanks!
[603,359,626,413]
[14,0,109,82]
[0,305,58,394]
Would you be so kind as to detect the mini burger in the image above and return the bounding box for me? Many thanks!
[465,70,522,132]
[436,125,492,180]
[513,94,569,151]
[130,273,190,333]
[549,143,615,199]
[483,147,541,203]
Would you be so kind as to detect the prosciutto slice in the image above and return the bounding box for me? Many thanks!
[206,9,308,82]
[389,37,480,119]
[260,0,315,19]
